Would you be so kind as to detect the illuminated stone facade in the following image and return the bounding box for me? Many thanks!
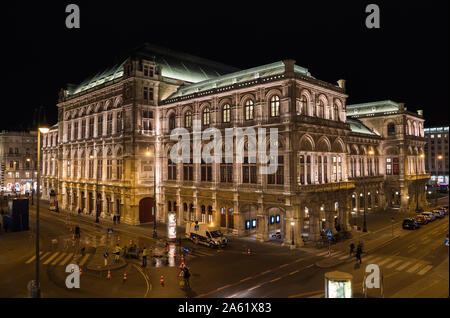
[41,44,429,245]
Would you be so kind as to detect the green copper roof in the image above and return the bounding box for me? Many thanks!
[67,43,240,96]
[347,118,379,136]
[346,100,400,116]
[167,61,311,99]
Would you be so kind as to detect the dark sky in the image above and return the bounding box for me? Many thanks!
[2,0,448,130]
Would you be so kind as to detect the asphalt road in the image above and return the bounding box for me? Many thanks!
[1,197,448,298]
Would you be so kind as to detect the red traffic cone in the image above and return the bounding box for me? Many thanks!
[117,236,120,243]
[72,240,75,247]
[160,275,164,286]
[129,240,133,245]
[79,268,83,276]
[107,270,111,280]
[72,234,75,240]
[71,266,75,273]
[247,248,251,256]
[123,272,127,282]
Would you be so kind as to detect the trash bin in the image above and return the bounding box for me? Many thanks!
[324,271,353,298]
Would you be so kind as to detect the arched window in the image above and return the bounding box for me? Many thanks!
[185,111,192,128]
[203,107,210,126]
[245,100,254,120]
[169,113,176,130]
[201,205,206,222]
[299,95,307,115]
[270,95,280,117]
[333,103,339,121]
[387,123,395,136]
[168,201,172,212]
[223,104,231,123]
[317,99,324,118]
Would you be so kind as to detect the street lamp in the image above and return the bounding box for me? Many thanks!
[290,221,295,246]
[145,146,157,238]
[416,154,425,212]
[363,150,374,232]
[435,155,443,206]
[33,126,49,298]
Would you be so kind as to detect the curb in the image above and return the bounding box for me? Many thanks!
[85,259,128,274]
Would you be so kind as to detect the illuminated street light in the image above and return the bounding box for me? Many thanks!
[146,146,157,238]
[290,221,295,246]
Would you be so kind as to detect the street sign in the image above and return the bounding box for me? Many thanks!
[104,252,109,258]
[445,239,449,247]
[327,235,333,241]
[194,225,199,231]
[183,247,191,254]
[107,228,113,234]
[326,229,333,237]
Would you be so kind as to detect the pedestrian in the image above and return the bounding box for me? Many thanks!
[357,241,364,253]
[4,219,8,233]
[78,208,81,216]
[349,243,355,256]
[142,246,148,267]
[183,267,191,289]
[123,245,128,259]
[117,214,121,224]
[75,225,80,239]
[80,247,86,257]
[113,215,116,225]
[114,244,121,263]
[356,246,362,264]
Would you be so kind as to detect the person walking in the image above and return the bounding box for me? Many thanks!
[113,215,116,225]
[74,225,80,239]
[142,246,148,267]
[77,208,81,216]
[356,245,362,264]
[349,243,355,256]
[114,244,121,263]
[117,213,121,224]
[183,267,191,289]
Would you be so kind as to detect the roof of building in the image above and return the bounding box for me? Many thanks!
[166,61,312,99]
[424,126,449,134]
[67,43,240,96]
[346,118,379,136]
[346,100,400,116]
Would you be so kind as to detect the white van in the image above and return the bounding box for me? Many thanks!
[185,222,228,248]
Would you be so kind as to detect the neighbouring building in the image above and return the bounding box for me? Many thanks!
[41,43,429,246]
[424,126,449,185]
[0,130,38,194]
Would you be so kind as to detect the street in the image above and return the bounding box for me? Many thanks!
[0,197,448,298]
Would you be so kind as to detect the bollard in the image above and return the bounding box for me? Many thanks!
[123,272,127,282]
[247,248,251,256]
[107,270,111,280]
[160,275,164,286]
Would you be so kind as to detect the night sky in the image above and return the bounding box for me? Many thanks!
[3,0,448,130]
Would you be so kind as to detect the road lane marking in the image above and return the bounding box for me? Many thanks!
[339,255,350,260]
[79,254,91,266]
[59,253,74,266]
[317,251,329,257]
[43,252,60,265]
[365,256,381,264]
[289,270,299,275]
[239,277,252,283]
[25,252,43,264]
[51,253,67,265]
[386,259,402,269]
[269,277,282,283]
[377,258,392,266]
[132,264,150,297]
[396,261,412,271]
[417,265,433,276]
[406,262,424,273]
[40,252,51,261]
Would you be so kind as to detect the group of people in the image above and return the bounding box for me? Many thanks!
[75,207,121,225]
[349,242,364,264]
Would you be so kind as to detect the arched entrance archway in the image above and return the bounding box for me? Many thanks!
[139,197,154,223]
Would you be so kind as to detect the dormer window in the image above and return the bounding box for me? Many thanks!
[143,65,154,77]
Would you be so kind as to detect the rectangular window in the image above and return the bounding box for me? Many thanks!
[97,115,103,137]
[74,121,78,140]
[393,157,399,175]
[183,160,194,181]
[107,113,113,135]
[89,117,94,137]
[168,159,177,180]
[107,160,113,179]
[386,158,392,175]
[116,159,122,180]
[81,119,86,138]
[201,160,212,182]
[97,159,102,179]
[116,112,122,133]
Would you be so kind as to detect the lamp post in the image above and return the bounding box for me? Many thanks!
[146,146,157,238]
[435,155,443,207]
[290,221,295,246]
[27,158,34,205]
[33,126,49,298]
[363,150,374,233]
[415,154,425,212]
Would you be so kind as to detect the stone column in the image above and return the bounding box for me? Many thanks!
[256,203,268,242]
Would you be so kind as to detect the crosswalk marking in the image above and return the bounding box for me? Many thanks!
[59,253,74,266]
[417,265,433,276]
[407,262,424,273]
[339,255,350,260]
[25,252,43,264]
[43,252,60,265]
[365,256,382,264]
[40,252,51,261]
[79,254,91,266]
[332,251,343,257]
[377,258,392,266]
[52,253,67,265]
[317,251,329,257]
[396,261,412,271]
[386,259,402,269]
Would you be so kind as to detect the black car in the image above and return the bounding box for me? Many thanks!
[402,218,419,230]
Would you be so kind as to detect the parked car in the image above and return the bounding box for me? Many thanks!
[414,215,428,225]
[432,209,445,219]
[440,206,449,215]
[421,212,436,222]
[272,231,282,239]
[402,218,419,230]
